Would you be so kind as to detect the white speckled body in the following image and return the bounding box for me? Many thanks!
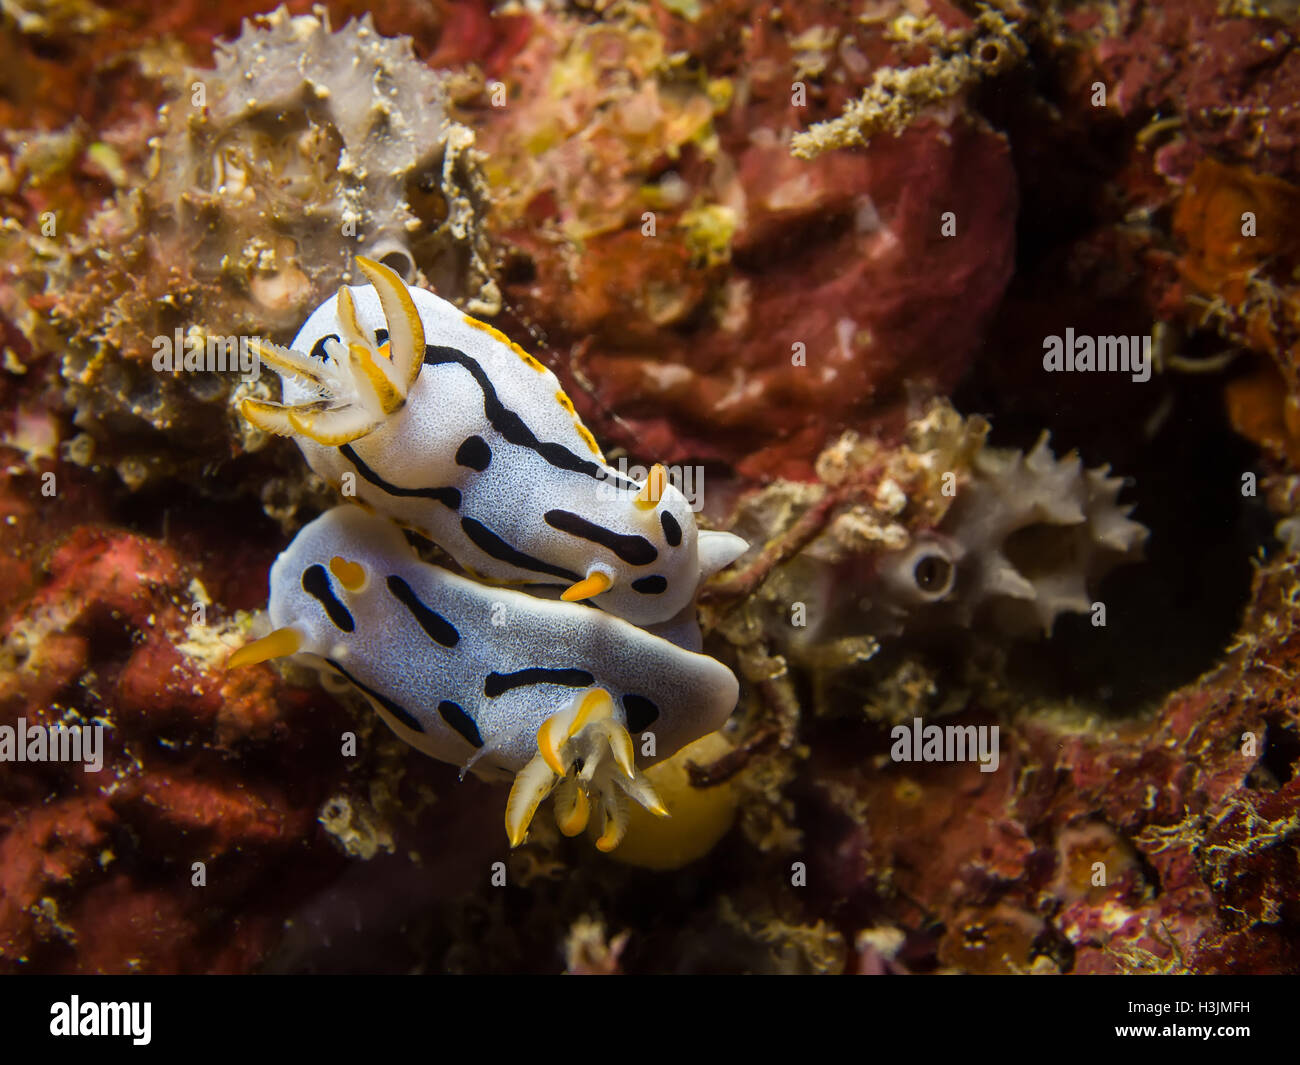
[276,284,739,626]
[269,506,739,777]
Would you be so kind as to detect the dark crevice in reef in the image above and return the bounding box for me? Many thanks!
[942,39,1273,716]
[1248,717,1300,789]
[952,357,1269,716]
[965,367,1271,714]
[974,63,1137,272]
[1126,825,1165,899]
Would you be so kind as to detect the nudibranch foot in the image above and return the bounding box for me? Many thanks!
[505,688,667,850]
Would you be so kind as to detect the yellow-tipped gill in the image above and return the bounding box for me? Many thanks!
[503,688,665,850]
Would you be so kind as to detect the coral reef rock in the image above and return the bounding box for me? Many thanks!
[476,0,1018,480]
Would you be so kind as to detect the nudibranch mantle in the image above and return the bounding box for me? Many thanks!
[236,506,740,848]
[241,258,746,628]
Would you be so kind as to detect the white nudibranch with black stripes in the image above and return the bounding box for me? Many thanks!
[229,506,740,850]
[239,256,746,627]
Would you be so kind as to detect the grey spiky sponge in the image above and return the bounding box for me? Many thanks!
[878,433,1149,635]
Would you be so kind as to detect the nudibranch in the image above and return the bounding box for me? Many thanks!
[229,506,740,850]
[239,257,746,627]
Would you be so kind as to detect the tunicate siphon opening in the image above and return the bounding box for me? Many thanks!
[366,242,416,282]
[913,553,954,597]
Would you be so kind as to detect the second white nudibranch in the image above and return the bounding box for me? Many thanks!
[229,506,740,850]
[240,257,746,626]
